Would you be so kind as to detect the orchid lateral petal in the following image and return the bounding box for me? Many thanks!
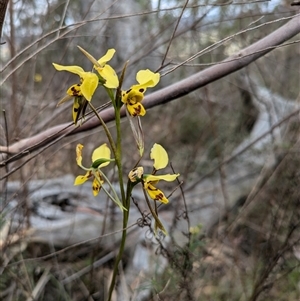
[151,143,168,170]
[52,63,84,76]
[92,143,111,167]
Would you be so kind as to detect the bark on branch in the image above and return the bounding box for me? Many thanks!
[1,14,300,164]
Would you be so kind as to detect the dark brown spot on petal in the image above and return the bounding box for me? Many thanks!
[93,184,100,193]
[139,88,144,93]
[155,193,164,201]
[70,84,81,96]
[126,89,132,94]
[131,104,142,116]
[133,104,143,116]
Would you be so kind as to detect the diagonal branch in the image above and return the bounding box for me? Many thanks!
[0,14,299,164]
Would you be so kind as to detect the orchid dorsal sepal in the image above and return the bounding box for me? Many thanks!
[77,45,101,68]
[150,143,168,170]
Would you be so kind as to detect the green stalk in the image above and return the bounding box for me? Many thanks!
[107,105,131,301]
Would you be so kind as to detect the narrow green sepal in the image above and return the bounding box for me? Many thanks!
[91,158,114,168]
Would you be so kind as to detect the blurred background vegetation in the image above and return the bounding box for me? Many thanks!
[0,0,299,300]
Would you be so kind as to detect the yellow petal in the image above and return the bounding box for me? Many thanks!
[97,64,119,88]
[126,102,146,117]
[53,63,84,77]
[74,172,91,185]
[145,174,180,182]
[80,72,99,101]
[92,143,111,167]
[151,143,168,170]
[144,182,169,204]
[92,173,103,196]
[98,49,116,66]
[122,89,144,105]
[72,97,85,125]
[136,69,160,87]
[67,84,82,97]
[76,144,84,167]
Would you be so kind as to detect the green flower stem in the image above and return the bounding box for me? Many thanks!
[107,181,132,301]
[88,102,117,158]
[107,105,131,301]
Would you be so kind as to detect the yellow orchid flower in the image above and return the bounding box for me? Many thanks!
[53,63,99,101]
[77,46,119,89]
[74,143,112,196]
[128,143,179,204]
[95,49,119,88]
[128,144,179,234]
[53,63,99,125]
[122,69,160,116]
[143,173,179,204]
